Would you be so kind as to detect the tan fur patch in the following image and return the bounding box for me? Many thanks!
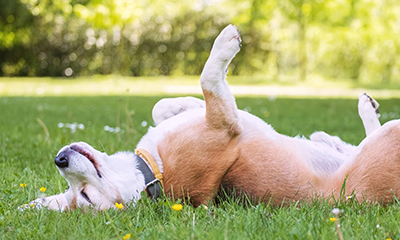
[329,122,400,203]
[158,118,240,206]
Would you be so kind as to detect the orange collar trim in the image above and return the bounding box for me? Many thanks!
[135,148,164,188]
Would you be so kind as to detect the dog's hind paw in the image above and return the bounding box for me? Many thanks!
[358,93,380,120]
[358,93,381,136]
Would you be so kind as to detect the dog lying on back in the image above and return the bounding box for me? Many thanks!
[25,25,400,211]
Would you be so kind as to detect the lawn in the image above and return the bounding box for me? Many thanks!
[1,79,400,239]
[2,76,400,98]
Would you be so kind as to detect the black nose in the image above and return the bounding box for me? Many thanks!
[55,150,69,168]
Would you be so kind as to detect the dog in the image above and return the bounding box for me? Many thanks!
[25,25,400,211]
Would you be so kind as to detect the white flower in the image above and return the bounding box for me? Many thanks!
[331,208,343,215]
[104,125,124,134]
[68,123,77,133]
[58,122,85,133]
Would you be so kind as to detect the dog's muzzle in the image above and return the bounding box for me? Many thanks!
[54,149,71,168]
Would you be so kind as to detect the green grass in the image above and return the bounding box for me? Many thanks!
[2,76,400,98]
[1,94,400,239]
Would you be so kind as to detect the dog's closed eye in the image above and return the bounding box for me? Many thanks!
[80,190,92,204]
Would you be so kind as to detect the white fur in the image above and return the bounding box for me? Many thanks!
[358,93,381,136]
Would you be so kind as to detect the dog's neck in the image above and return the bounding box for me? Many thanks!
[135,153,163,199]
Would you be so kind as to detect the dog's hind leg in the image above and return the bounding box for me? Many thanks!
[200,25,242,135]
[152,97,205,125]
[358,93,381,136]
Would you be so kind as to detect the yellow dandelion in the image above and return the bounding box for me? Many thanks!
[172,204,183,211]
[123,233,131,240]
[115,203,123,209]
[330,218,337,222]
[30,203,35,207]
[20,183,27,188]
[386,239,392,240]
[40,187,46,192]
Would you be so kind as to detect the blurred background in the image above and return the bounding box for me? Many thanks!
[0,0,399,84]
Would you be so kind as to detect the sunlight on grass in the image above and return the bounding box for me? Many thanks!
[0,76,199,96]
[2,76,400,98]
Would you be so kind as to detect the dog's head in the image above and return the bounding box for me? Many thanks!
[54,142,145,210]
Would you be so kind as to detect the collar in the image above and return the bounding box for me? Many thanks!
[135,148,164,200]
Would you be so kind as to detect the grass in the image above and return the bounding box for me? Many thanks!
[1,84,400,239]
[2,76,400,98]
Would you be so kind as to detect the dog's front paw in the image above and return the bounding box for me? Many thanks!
[18,203,33,211]
[29,197,47,209]
[210,24,241,62]
[358,93,380,121]
[18,198,45,211]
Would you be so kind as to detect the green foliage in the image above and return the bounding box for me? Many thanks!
[1,0,400,83]
[0,0,230,77]
[1,95,400,238]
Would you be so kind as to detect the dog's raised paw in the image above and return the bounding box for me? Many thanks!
[210,24,241,62]
[358,93,380,120]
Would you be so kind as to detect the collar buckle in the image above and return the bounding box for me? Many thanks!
[146,178,161,188]
[145,178,162,200]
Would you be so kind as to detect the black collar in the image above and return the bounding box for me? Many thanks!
[135,154,162,200]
